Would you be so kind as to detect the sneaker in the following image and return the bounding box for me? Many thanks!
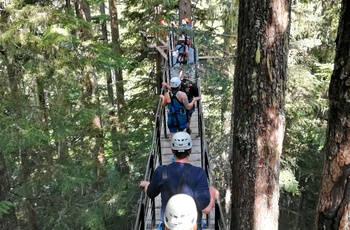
[186,128,192,134]
[157,221,164,230]
[198,221,205,230]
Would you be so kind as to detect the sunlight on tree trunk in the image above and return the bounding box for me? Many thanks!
[179,0,191,25]
[231,0,291,229]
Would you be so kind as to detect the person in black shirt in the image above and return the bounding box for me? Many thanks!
[180,73,199,134]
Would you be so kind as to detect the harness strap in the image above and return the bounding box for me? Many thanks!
[177,164,191,193]
[162,164,202,229]
[176,44,188,65]
[169,91,184,129]
[162,164,192,197]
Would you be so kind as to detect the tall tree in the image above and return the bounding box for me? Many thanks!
[179,0,191,24]
[315,0,350,229]
[230,0,291,229]
[74,0,92,40]
[0,151,18,229]
[109,0,129,174]
[109,0,125,115]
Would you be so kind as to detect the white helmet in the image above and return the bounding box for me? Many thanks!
[164,194,198,230]
[172,132,192,152]
[179,35,185,42]
[170,77,181,88]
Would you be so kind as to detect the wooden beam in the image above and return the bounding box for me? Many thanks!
[155,46,168,60]
[198,56,222,60]
[158,38,167,47]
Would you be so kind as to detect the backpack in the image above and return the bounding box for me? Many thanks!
[167,91,188,130]
[162,164,204,230]
[177,44,188,65]
[182,31,191,46]
[181,79,193,98]
[181,79,199,101]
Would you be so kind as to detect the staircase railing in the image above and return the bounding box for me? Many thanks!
[134,32,227,230]
[196,83,227,229]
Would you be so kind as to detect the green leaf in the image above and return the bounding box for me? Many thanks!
[0,201,14,218]
[280,169,299,195]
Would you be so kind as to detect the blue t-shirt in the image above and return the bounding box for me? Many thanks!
[146,162,210,220]
[174,43,189,53]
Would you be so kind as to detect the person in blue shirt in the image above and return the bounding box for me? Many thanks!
[172,35,189,65]
[181,18,191,29]
[139,132,219,230]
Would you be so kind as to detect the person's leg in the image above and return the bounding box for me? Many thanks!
[186,110,193,134]
[168,128,177,162]
[168,127,177,140]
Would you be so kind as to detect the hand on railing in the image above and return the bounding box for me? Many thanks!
[209,186,219,200]
[193,96,201,102]
[139,181,150,194]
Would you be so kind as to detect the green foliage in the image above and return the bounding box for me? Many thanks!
[0,0,341,229]
[280,169,299,195]
[0,201,14,218]
[0,0,155,228]
[278,0,337,227]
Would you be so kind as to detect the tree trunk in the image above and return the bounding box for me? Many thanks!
[36,77,47,123]
[315,1,350,229]
[21,150,38,230]
[178,0,191,25]
[109,0,129,174]
[74,0,92,40]
[100,1,114,106]
[230,0,291,229]
[109,0,125,115]
[0,151,18,230]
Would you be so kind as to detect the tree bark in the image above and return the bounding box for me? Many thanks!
[109,0,125,114]
[178,0,191,25]
[21,150,38,230]
[231,0,291,229]
[74,0,92,40]
[315,1,350,229]
[100,1,114,106]
[0,151,18,230]
[109,0,129,174]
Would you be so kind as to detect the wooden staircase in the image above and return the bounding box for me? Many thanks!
[145,109,217,230]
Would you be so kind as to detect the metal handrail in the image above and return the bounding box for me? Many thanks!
[196,79,227,230]
[134,39,171,230]
[134,31,227,230]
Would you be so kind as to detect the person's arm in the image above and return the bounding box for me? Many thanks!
[139,181,150,194]
[171,21,177,28]
[180,92,200,110]
[162,81,172,91]
[185,45,189,54]
[201,186,219,214]
[160,92,170,107]
[139,166,163,198]
[194,170,219,214]
[173,45,180,52]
